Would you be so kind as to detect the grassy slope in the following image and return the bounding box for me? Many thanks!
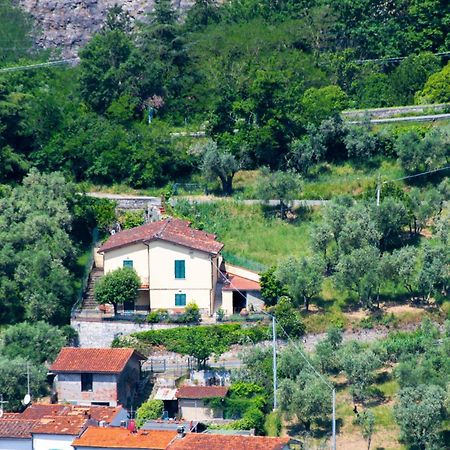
[176,201,318,269]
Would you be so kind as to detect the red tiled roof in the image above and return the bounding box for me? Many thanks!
[222,273,261,291]
[32,415,88,435]
[0,404,124,439]
[50,348,145,374]
[167,434,290,450]
[20,404,70,420]
[98,218,223,255]
[72,426,177,449]
[176,386,228,399]
[0,419,37,439]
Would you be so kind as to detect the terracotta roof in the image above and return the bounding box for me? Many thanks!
[50,347,145,374]
[0,404,124,439]
[167,434,290,450]
[0,419,37,439]
[98,218,223,255]
[20,404,70,420]
[72,426,177,449]
[222,273,261,291]
[32,415,89,435]
[176,386,228,399]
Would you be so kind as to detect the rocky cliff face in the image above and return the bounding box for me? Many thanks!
[16,0,194,57]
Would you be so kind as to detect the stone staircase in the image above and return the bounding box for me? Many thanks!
[82,267,104,310]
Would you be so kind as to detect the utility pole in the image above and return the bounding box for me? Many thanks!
[332,389,336,450]
[376,174,381,207]
[272,315,277,411]
[0,395,7,418]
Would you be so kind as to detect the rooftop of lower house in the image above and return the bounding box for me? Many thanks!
[0,403,125,439]
[166,434,291,450]
[72,426,178,449]
[175,386,229,399]
[50,347,145,374]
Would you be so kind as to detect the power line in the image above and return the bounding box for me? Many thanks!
[355,51,450,64]
[383,165,450,184]
[211,258,337,449]
[0,58,79,73]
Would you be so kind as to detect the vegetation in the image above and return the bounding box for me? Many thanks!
[94,267,141,314]
[136,399,164,426]
[113,323,269,367]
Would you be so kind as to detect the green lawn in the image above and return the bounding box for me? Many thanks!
[174,201,318,269]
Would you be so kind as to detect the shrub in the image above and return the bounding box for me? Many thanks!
[147,309,169,323]
[136,399,164,427]
[264,411,282,436]
[94,267,140,314]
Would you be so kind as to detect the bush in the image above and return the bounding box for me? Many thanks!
[94,267,141,314]
[264,411,282,436]
[173,302,200,324]
[146,309,169,323]
[136,399,164,427]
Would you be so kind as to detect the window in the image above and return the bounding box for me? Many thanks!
[174,260,185,279]
[123,260,133,268]
[81,373,93,392]
[175,293,186,306]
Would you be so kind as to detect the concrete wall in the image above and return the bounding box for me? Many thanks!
[55,373,118,406]
[71,320,184,348]
[224,263,260,282]
[179,399,223,421]
[32,434,75,450]
[117,357,141,408]
[0,438,31,450]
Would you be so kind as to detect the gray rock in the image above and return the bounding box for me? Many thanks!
[15,0,196,58]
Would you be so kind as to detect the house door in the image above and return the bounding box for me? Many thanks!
[232,291,247,314]
[123,300,135,313]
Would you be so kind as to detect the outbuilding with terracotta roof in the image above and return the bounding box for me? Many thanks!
[175,386,229,422]
[50,348,145,408]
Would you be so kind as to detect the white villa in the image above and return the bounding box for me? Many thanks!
[96,218,261,316]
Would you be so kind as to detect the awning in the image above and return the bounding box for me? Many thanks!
[154,388,178,401]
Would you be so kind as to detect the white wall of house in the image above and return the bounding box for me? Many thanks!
[148,241,214,313]
[102,240,218,314]
[178,399,223,421]
[222,291,233,316]
[55,373,118,406]
[148,241,212,289]
[0,438,31,450]
[32,434,75,450]
[103,243,149,285]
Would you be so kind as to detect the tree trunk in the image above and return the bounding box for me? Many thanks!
[220,175,234,196]
[113,302,118,315]
[280,201,286,219]
[367,436,371,450]
[304,295,310,312]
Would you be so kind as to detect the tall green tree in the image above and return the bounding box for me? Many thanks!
[276,256,324,311]
[394,384,446,450]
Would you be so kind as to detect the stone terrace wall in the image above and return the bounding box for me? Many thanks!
[16,0,194,57]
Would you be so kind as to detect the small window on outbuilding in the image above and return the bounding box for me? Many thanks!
[123,260,133,268]
[174,260,185,279]
[175,293,187,306]
[81,373,93,392]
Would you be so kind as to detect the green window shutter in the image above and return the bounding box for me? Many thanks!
[175,294,186,306]
[174,260,185,279]
[123,260,133,268]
